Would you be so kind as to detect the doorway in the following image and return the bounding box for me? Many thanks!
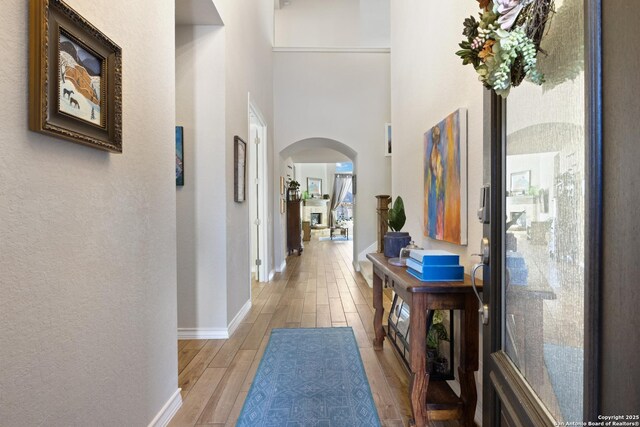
[248,98,269,282]
[480,0,601,424]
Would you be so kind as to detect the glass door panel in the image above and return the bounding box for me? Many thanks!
[503,0,585,422]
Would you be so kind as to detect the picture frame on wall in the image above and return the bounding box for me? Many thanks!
[176,126,184,186]
[510,170,531,195]
[385,123,392,157]
[29,0,123,152]
[307,177,322,197]
[280,198,286,214]
[234,136,247,202]
[280,176,285,195]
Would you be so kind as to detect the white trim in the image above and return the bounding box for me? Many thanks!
[269,269,275,281]
[178,328,229,339]
[276,259,286,272]
[273,47,390,53]
[248,95,270,283]
[228,299,252,336]
[147,388,182,427]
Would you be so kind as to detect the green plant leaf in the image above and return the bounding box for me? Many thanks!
[388,196,406,231]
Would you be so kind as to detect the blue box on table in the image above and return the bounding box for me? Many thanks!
[408,249,460,266]
[406,258,464,282]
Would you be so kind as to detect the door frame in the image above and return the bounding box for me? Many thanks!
[481,0,603,424]
[248,95,270,283]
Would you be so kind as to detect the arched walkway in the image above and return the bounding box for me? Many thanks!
[277,137,360,271]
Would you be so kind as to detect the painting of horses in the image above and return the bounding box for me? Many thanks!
[423,109,468,245]
[59,32,102,126]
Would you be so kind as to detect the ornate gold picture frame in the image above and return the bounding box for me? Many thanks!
[29,0,122,152]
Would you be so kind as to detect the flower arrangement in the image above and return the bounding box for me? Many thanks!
[456,0,555,97]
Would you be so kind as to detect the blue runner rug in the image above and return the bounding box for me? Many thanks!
[237,328,381,427]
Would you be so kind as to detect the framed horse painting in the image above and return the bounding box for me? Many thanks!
[29,0,122,152]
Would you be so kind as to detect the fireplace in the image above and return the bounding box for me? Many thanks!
[310,213,322,227]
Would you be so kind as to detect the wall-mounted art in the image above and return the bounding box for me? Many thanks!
[307,177,322,197]
[510,170,531,195]
[280,198,286,214]
[280,176,285,195]
[234,136,247,202]
[176,126,184,186]
[385,123,392,156]
[29,0,122,152]
[423,108,468,245]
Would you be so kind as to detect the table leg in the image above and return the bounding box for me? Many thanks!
[459,293,479,427]
[372,271,385,350]
[409,294,429,427]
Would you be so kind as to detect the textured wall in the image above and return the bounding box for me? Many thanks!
[0,0,177,424]
[273,51,392,267]
[215,0,275,325]
[175,25,228,333]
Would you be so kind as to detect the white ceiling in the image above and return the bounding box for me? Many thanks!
[176,0,223,25]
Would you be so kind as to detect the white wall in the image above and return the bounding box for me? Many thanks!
[0,0,177,424]
[390,0,485,420]
[274,51,391,268]
[215,0,275,324]
[176,25,228,334]
[390,1,484,270]
[275,0,390,48]
[294,163,329,196]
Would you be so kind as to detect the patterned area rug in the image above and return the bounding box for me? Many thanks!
[237,328,381,427]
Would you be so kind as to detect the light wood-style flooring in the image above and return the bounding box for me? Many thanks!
[170,235,456,427]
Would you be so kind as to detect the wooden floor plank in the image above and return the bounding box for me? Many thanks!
[316,304,332,327]
[329,297,346,323]
[169,368,226,427]
[178,340,208,374]
[197,349,256,424]
[286,298,304,323]
[240,313,272,350]
[179,340,225,398]
[172,236,434,427]
[303,292,317,313]
[301,313,316,328]
[208,323,252,368]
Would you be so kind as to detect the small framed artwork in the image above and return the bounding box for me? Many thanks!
[307,177,322,197]
[280,176,285,195]
[176,126,184,186]
[385,123,392,157]
[510,170,531,195]
[29,0,122,152]
[280,198,286,214]
[234,136,247,202]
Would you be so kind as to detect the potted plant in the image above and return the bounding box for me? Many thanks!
[288,180,300,200]
[383,196,412,257]
[427,310,450,375]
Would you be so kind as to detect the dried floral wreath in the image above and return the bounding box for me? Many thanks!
[456,0,555,97]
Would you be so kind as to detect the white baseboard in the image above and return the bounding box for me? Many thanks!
[276,259,286,272]
[353,260,361,272]
[147,388,182,427]
[228,299,252,336]
[178,328,229,339]
[269,269,275,281]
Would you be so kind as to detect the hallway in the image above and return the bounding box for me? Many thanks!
[171,237,425,426]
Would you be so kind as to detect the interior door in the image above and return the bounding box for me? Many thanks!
[481,0,601,425]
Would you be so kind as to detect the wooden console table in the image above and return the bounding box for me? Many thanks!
[367,253,482,427]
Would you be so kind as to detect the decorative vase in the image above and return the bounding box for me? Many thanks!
[383,232,411,258]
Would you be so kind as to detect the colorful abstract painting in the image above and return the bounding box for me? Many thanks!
[423,109,467,245]
[176,126,184,186]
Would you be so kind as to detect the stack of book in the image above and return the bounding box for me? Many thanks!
[406,249,464,282]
